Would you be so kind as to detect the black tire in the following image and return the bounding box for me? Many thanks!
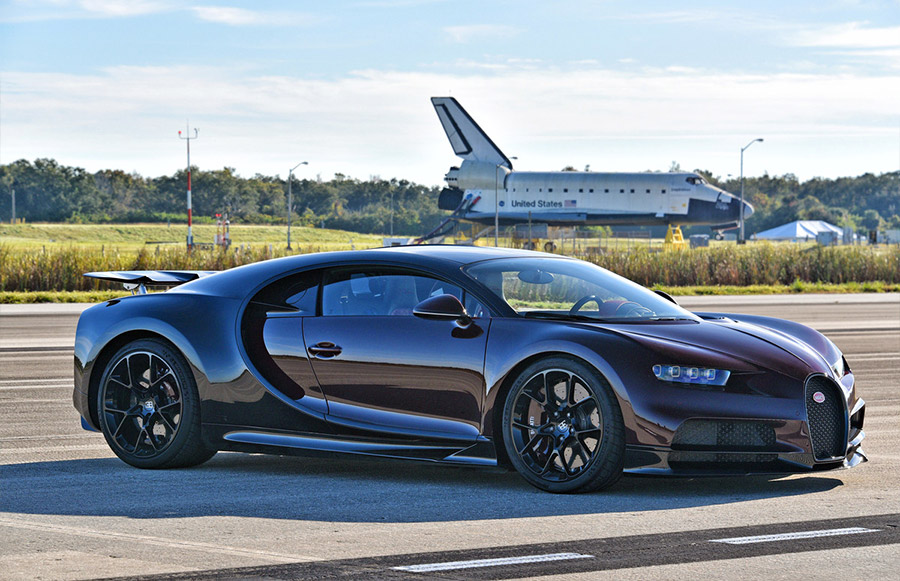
[97,338,215,469]
[501,357,624,493]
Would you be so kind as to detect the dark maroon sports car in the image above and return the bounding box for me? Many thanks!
[73,246,866,493]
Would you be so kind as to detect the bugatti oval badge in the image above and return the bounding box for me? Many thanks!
[813,391,826,404]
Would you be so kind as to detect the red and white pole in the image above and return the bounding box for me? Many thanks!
[178,125,199,250]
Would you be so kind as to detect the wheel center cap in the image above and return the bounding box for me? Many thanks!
[142,400,156,414]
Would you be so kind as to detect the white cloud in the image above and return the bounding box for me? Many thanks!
[190,5,314,26]
[443,24,520,44]
[1,0,170,21]
[78,0,168,17]
[2,64,898,183]
[792,22,900,49]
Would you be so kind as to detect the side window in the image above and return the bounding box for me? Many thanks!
[465,294,489,318]
[322,268,480,317]
[249,270,319,314]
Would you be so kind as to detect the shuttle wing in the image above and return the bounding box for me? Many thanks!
[431,97,512,168]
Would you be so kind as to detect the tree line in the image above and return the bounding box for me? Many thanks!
[1,158,898,235]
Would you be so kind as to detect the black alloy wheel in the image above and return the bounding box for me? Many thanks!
[502,357,624,493]
[97,338,214,469]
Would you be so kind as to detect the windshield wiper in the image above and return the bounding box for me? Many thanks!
[522,311,612,322]
[647,316,696,321]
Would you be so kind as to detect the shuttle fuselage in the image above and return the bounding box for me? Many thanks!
[432,97,752,230]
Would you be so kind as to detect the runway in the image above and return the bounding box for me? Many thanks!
[1,295,898,580]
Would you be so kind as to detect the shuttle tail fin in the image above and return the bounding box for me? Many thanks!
[431,97,512,168]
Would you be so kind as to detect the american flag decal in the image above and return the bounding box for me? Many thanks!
[564,199,577,208]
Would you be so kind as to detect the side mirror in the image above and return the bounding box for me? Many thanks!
[413,294,471,325]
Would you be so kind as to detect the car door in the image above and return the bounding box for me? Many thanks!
[303,266,490,442]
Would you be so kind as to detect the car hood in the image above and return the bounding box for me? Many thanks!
[596,317,834,380]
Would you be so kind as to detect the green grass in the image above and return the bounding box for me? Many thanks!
[0,290,131,303]
[0,222,384,251]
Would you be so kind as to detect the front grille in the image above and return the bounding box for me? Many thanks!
[806,375,846,460]
[672,420,776,452]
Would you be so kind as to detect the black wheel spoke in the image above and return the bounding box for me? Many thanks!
[111,414,131,439]
[132,426,145,452]
[566,374,576,405]
[540,449,559,475]
[157,412,176,433]
[512,420,541,432]
[522,389,545,406]
[517,432,543,456]
[575,439,590,465]
[150,372,175,390]
[562,443,578,474]
[572,396,596,410]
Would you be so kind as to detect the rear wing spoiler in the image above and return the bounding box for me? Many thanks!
[84,270,219,295]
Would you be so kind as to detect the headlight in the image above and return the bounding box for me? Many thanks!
[652,364,730,386]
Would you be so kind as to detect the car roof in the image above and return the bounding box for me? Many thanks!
[173,245,570,299]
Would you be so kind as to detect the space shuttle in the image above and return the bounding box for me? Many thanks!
[431,97,752,231]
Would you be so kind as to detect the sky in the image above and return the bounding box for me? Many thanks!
[1,0,899,187]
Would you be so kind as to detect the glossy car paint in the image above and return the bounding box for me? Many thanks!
[73,246,866,475]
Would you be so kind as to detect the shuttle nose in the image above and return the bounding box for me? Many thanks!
[742,199,754,220]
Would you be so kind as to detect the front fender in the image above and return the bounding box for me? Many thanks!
[482,318,645,435]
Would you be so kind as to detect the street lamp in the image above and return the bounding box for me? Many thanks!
[739,138,763,244]
[287,161,308,250]
[495,157,517,247]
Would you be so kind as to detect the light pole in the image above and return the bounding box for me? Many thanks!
[494,157,517,247]
[178,125,198,250]
[739,138,763,244]
[287,161,307,250]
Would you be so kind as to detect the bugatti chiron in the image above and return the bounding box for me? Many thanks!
[73,246,866,493]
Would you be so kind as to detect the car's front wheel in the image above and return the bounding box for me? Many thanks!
[97,338,215,469]
[502,357,624,493]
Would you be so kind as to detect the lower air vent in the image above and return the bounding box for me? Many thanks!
[672,420,776,452]
[805,375,846,460]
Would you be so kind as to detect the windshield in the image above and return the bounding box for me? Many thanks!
[464,257,698,322]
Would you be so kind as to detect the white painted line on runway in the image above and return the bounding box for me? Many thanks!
[0,355,73,362]
[0,378,70,384]
[0,443,111,453]
[0,398,72,404]
[0,383,72,391]
[392,552,594,572]
[0,517,320,563]
[0,433,97,441]
[710,527,879,545]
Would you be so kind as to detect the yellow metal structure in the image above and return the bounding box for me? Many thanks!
[663,225,687,251]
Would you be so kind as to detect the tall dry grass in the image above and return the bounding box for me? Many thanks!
[585,244,900,286]
[0,242,897,292]
[0,244,304,291]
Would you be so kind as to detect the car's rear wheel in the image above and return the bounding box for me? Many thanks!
[97,338,215,469]
[502,357,624,493]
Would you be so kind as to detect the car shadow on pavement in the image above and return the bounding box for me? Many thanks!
[0,452,845,523]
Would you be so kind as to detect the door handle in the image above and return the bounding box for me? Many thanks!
[308,342,342,358]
